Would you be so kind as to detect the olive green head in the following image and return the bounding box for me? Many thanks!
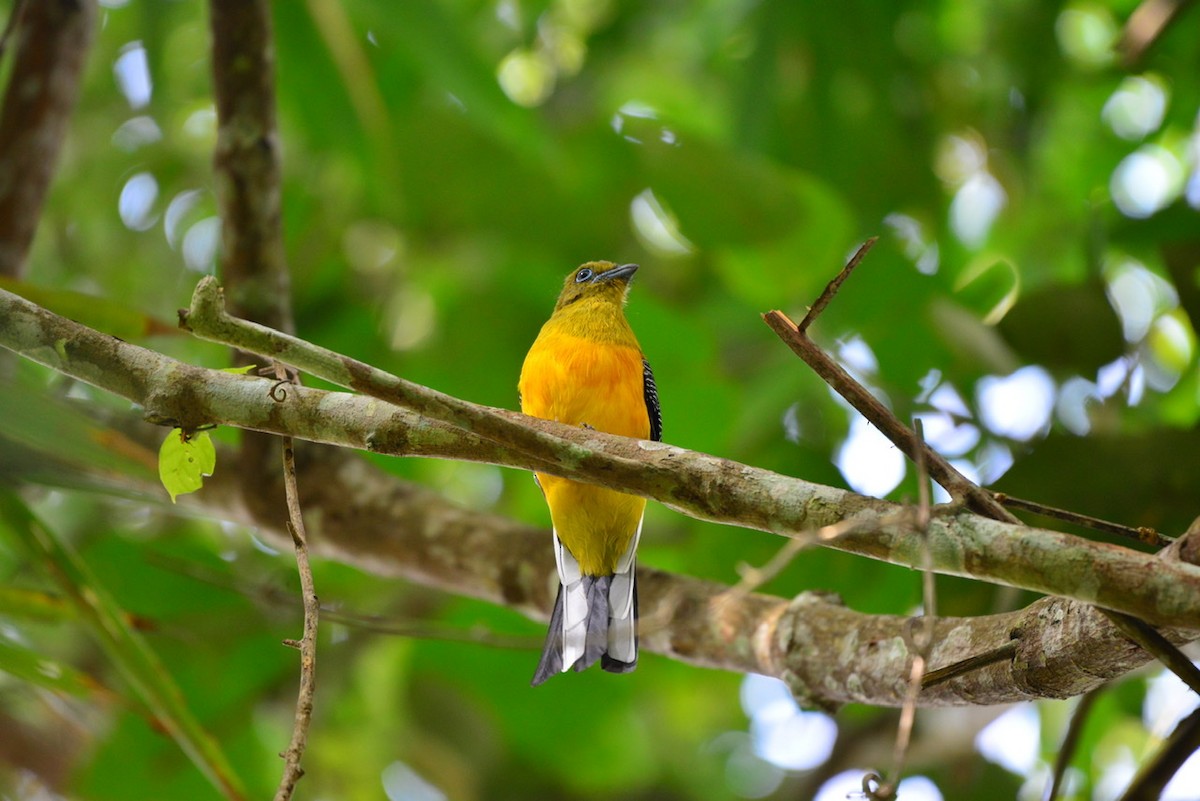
[553,261,638,312]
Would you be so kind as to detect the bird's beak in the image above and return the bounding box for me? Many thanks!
[593,263,638,283]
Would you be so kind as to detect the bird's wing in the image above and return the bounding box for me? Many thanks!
[642,359,662,442]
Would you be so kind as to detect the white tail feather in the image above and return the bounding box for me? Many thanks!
[615,516,643,574]
[553,530,582,584]
[606,517,640,663]
[554,530,588,673]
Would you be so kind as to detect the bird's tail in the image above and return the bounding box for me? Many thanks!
[531,532,638,686]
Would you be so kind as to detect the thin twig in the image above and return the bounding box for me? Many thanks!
[143,552,537,649]
[1043,688,1102,801]
[798,237,878,332]
[274,423,319,801]
[770,242,1020,523]
[726,516,874,597]
[869,654,924,800]
[994,493,1170,548]
[709,515,876,643]
[1118,705,1200,801]
[315,612,535,649]
[764,309,1018,524]
[794,716,896,800]
[922,641,1018,689]
[1118,0,1193,67]
[1102,610,1200,695]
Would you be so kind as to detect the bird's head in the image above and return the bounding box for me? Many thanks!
[553,261,638,312]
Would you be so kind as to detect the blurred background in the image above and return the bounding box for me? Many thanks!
[2,0,1200,799]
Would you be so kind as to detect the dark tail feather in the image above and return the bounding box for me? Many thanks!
[572,575,611,673]
[531,585,565,686]
[531,575,639,685]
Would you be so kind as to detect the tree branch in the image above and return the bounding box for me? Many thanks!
[5,285,1200,632]
[207,0,291,333]
[148,444,1200,711]
[0,0,95,277]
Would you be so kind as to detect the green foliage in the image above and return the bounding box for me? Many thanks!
[0,491,247,799]
[3,0,1200,799]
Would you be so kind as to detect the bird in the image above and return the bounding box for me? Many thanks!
[519,261,662,686]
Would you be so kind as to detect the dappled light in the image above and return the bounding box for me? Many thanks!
[1098,355,1146,405]
[1105,256,1178,342]
[1055,3,1118,68]
[740,674,836,772]
[381,761,445,801]
[611,100,660,143]
[494,0,600,108]
[976,705,1040,776]
[936,132,1007,248]
[163,189,205,249]
[181,216,220,274]
[1103,75,1168,140]
[117,171,158,231]
[111,115,161,151]
[836,415,906,497]
[950,172,1006,248]
[914,411,980,456]
[113,40,152,109]
[343,220,403,277]
[385,286,437,351]
[976,366,1056,441]
[884,212,940,275]
[496,49,555,107]
[630,188,696,257]
[1055,375,1101,435]
[1111,144,1186,218]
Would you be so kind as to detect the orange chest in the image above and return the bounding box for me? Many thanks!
[519,331,650,440]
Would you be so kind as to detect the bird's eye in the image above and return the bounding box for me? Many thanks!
[575,268,594,283]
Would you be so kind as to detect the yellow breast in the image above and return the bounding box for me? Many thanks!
[519,329,649,438]
[519,327,649,574]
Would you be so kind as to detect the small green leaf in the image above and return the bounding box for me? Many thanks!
[218,364,257,374]
[158,430,217,503]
